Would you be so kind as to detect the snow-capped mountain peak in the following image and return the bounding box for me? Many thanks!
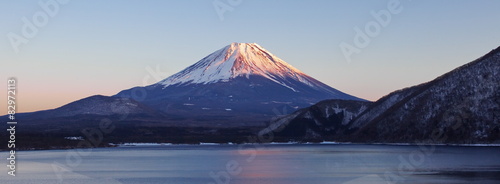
[158,43,316,89]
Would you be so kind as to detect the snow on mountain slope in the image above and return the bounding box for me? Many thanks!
[158,43,335,93]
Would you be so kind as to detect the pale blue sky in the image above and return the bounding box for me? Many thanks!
[1,0,499,113]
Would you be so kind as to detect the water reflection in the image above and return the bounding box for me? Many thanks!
[0,144,499,184]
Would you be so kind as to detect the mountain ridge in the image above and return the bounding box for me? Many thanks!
[261,46,500,144]
[348,46,500,143]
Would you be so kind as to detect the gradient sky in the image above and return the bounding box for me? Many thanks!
[1,0,500,115]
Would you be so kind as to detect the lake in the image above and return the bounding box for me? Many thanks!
[2,144,500,184]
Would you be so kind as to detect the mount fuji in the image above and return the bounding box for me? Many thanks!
[109,43,365,126]
[9,42,365,143]
[158,42,348,93]
[113,43,365,126]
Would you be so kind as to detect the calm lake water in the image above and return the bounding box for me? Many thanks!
[2,144,500,184]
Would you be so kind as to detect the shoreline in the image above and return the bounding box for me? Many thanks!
[3,141,500,152]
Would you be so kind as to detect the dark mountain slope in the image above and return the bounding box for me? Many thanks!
[347,46,500,143]
[260,99,371,141]
[260,46,500,144]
